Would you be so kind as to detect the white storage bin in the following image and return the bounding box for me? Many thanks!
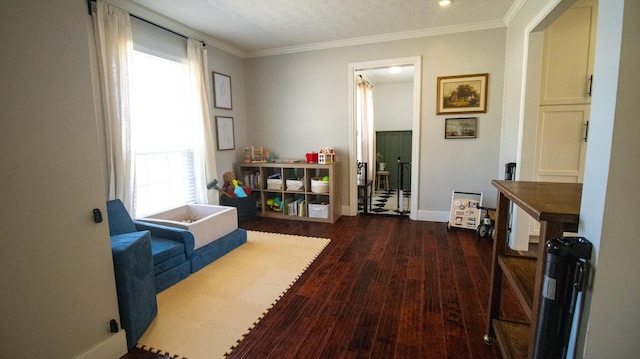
[286,179,304,192]
[267,178,282,190]
[308,203,330,218]
[311,178,329,193]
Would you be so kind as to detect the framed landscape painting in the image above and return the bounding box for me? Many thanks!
[445,117,478,139]
[437,73,488,114]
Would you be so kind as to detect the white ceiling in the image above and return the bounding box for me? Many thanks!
[129,0,518,58]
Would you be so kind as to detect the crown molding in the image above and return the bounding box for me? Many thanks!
[103,0,520,59]
[246,20,506,58]
[503,0,528,26]
[102,0,247,58]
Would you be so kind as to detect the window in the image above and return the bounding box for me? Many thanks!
[130,51,204,216]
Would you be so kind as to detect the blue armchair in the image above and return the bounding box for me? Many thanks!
[110,230,157,349]
[106,199,194,293]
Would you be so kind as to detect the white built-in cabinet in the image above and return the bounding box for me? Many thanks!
[531,0,597,236]
[535,0,597,185]
[539,0,597,106]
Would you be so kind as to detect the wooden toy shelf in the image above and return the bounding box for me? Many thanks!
[239,162,340,223]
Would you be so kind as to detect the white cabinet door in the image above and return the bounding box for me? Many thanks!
[539,0,597,105]
[534,105,589,184]
[529,104,589,236]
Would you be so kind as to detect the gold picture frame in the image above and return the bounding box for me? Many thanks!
[437,73,488,115]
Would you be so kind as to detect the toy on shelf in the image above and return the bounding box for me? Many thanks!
[305,152,318,163]
[232,179,247,198]
[266,197,282,211]
[251,146,266,162]
[218,171,251,198]
[318,147,335,164]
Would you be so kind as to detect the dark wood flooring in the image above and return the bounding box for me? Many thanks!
[123,215,526,359]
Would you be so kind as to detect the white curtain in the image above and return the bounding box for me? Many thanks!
[357,77,375,181]
[187,39,218,204]
[92,1,134,211]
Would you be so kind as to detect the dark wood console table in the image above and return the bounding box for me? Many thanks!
[485,180,582,358]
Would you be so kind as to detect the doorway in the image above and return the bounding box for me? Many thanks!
[376,130,412,190]
[348,57,422,219]
[364,130,412,215]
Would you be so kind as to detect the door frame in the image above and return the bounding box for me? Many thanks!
[348,56,422,219]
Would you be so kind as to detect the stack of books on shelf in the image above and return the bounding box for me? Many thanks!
[284,198,306,217]
[243,170,261,189]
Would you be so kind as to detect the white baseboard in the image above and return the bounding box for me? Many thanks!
[416,209,449,223]
[341,205,351,216]
[75,330,127,359]
[342,206,449,223]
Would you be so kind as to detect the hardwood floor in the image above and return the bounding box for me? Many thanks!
[123,215,526,359]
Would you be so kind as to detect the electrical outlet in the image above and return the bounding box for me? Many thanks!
[109,319,119,333]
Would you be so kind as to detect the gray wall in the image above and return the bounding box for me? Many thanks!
[373,82,413,131]
[208,46,248,180]
[1,0,124,357]
[244,28,506,216]
[576,1,640,357]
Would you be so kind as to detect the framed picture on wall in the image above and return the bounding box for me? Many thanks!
[445,117,478,139]
[437,73,488,114]
[215,116,235,150]
[213,72,232,110]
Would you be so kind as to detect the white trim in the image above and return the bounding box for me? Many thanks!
[503,0,528,26]
[417,210,451,223]
[74,331,127,359]
[348,56,422,220]
[341,205,351,217]
[104,1,523,59]
[249,21,505,58]
[348,63,358,217]
[511,0,564,251]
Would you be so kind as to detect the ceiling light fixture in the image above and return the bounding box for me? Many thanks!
[389,66,402,74]
[438,0,453,6]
